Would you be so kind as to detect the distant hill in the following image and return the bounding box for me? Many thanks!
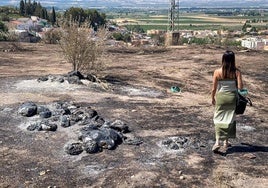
[0,0,267,9]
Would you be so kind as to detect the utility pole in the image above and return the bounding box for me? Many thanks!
[166,0,180,46]
[168,0,179,32]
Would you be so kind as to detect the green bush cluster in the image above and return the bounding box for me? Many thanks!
[0,21,8,32]
[180,36,241,47]
[112,32,131,42]
[0,21,8,41]
[63,7,106,31]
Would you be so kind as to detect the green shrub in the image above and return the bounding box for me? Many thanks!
[0,21,8,32]
[0,30,19,42]
[0,13,10,21]
[188,37,211,45]
[112,32,131,42]
[112,32,123,41]
[0,31,7,41]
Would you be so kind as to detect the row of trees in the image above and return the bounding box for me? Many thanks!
[19,0,56,25]
[18,1,107,29]
[63,7,106,31]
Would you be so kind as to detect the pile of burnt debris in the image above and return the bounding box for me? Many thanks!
[37,71,98,85]
[18,101,143,155]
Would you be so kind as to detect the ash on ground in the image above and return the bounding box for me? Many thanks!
[160,136,207,153]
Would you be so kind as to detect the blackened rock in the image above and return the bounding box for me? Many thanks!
[63,107,71,115]
[83,138,100,153]
[55,76,65,83]
[88,130,104,141]
[78,118,92,126]
[39,110,52,118]
[42,123,57,131]
[90,115,105,127]
[174,137,188,145]
[49,124,57,131]
[67,105,80,114]
[71,109,90,123]
[78,126,98,140]
[123,136,143,146]
[76,109,98,126]
[110,120,130,133]
[37,76,49,82]
[51,102,71,116]
[67,76,83,85]
[49,75,65,83]
[27,122,42,131]
[162,138,173,146]
[18,102,37,117]
[60,115,71,127]
[68,71,84,80]
[169,143,180,150]
[79,127,122,150]
[53,107,71,116]
[64,142,83,155]
[54,101,64,109]
[99,139,115,150]
[71,113,83,123]
[85,74,97,82]
[100,127,123,145]
[37,106,48,114]
[72,109,84,116]
[40,120,52,131]
[37,106,52,118]
[86,108,98,118]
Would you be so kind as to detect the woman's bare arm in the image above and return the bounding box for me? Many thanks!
[211,69,219,105]
[236,70,243,90]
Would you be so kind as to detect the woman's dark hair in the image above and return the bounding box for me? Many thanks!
[222,50,236,79]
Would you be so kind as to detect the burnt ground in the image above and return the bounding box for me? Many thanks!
[0,42,267,188]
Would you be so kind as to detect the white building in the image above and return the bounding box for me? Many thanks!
[241,37,268,50]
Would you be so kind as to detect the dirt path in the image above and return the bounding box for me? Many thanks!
[0,42,267,187]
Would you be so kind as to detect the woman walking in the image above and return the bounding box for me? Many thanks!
[211,50,243,152]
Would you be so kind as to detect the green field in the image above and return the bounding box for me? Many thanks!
[109,11,268,32]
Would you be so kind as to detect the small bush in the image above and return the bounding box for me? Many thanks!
[0,13,10,22]
[59,20,108,75]
[112,32,123,41]
[0,31,7,41]
[0,30,19,42]
[112,32,131,42]
[149,34,165,46]
[42,28,61,44]
[0,21,8,32]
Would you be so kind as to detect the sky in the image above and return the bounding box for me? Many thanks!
[0,0,267,8]
[1,0,168,8]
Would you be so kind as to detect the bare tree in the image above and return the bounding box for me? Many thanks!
[59,20,108,75]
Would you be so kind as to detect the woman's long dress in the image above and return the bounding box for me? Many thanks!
[213,79,237,140]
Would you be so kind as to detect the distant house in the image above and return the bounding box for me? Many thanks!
[147,29,166,36]
[193,30,217,38]
[10,16,50,42]
[241,37,268,50]
[179,30,194,38]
